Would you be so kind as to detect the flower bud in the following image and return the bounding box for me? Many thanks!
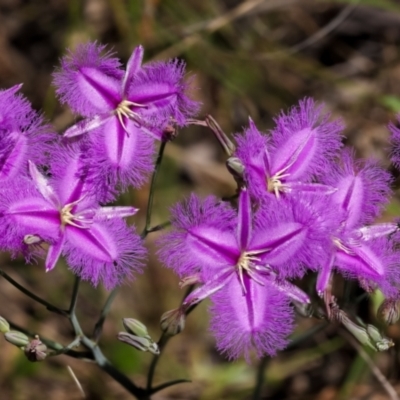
[365,324,382,343]
[122,318,150,339]
[179,274,201,289]
[24,336,47,362]
[5,331,29,347]
[374,337,395,352]
[117,332,160,355]
[23,234,42,245]
[0,316,10,333]
[341,316,377,351]
[160,308,185,336]
[378,299,400,325]
[226,157,244,179]
[162,124,177,141]
[293,301,313,318]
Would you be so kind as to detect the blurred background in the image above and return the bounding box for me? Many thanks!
[1,0,400,398]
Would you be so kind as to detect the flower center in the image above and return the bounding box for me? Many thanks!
[332,237,354,254]
[59,199,93,230]
[115,100,147,136]
[266,169,291,198]
[236,251,267,294]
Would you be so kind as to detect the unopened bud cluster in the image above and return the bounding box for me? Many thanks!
[118,318,159,355]
[0,316,47,362]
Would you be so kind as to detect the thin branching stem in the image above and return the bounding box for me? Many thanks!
[146,220,171,234]
[69,276,81,314]
[146,284,196,393]
[142,140,167,238]
[82,336,147,399]
[252,323,328,400]
[340,329,399,400]
[8,320,92,360]
[93,287,119,342]
[0,268,67,315]
[252,357,268,400]
[146,332,169,392]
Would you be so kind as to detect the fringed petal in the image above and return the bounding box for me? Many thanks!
[158,194,237,279]
[89,116,155,190]
[122,45,144,94]
[127,59,200,127]
[210,277,294,361]
[64,218,146,289]
[53,42,123,117]
[270,98,343,182]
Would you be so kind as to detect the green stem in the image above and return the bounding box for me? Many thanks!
[0,268,67,315]
[70,312,84,337]
[146,221,171,234]
[252,357,268,400]
[251,323,327,400]
[82,336,147,399]
[141,140,167,239]
[93,287,119,342]
[8,321,92,360]
[146,285,196,393]
[69,276,81,314]
[146,333,169,391]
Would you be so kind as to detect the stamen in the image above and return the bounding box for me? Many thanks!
[265,129,314,197]
[115,99,147,137]
[333,238,354,254]
[236,251,265,294]
[60,198,93,230]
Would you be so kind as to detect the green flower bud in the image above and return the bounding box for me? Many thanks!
[122,318,150,339]
[365,324,382,343]
[342,317,377,351]
[5,331,29,348]
[118,332,160,355]
[375,337,395,352]
[226,157,244,179]
[0,316,10,333]
[293,301,313,318]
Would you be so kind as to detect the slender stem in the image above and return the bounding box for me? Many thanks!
[340,329,399,400]
[141,140,167,238]
[252,357,268,400]
[69,276,81,314]
[146,285,196,392]
[50,337,82,356]
[82,336,147,399]
[93,287,119,342]
[146,333,169,391]
[150,379,191,395]
[8,321,93,360]
[251,323,327,400]
[146,221,171,234]
[0,268,67,315]
[70,312,84,337]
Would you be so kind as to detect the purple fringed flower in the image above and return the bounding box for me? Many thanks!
[316,150,399,298]
[158,189,326,360]
[53,42,199,189]
[234,99,343,200]
[0,159,145,289]
[0,84,53,180]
